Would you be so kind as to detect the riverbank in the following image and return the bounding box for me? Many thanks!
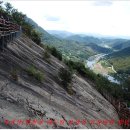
[86,54,120,84]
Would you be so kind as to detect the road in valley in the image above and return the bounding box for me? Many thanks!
[86,54,120,84]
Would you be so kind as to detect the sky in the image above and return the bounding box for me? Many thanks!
[5,0,130,38]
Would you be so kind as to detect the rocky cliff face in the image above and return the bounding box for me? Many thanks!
[0,35,121,128]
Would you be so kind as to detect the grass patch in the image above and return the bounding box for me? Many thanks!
[26,66,44,82]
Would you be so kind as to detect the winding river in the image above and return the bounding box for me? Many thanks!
[86,54,120,84]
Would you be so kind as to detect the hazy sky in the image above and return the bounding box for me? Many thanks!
[5,0,130,37]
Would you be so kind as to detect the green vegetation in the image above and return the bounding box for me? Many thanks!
[107,47,130,74]
[27,17,91,60]
[46,46,62,61]
[65,35,101,44]
[58,67,74,95]
[7,3,112,62]
[59,67,72,87]
[100,60,111,68]
[26,66,44,82]
[95,74,123,99]
[43,50,51,63]
[0,2,41,46]
[112,40,130,50]
[1,1,130,108]
[64,59,96,81]
[64,59,130,105]
[93,60,115,75]
[108,57,130,74]
[122,78,130,102]
[26,17,114,61]
[31,30,41,45]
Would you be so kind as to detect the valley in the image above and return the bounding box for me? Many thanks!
[86,54,119,84]
[0,1,130,128]
[47,30,130,84]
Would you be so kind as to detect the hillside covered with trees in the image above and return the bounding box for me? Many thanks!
[107,47,130,74]
[26,17,113,61]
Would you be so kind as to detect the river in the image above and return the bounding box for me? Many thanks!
[86,54,120,84]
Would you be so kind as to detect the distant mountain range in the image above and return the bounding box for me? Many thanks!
[47,30,130,74]
[47,30,74,38]
[27,18,130,74]
[26,18,113,60]
[47,30,130,40]
[47,30,130,50]
[111,40,130,50]
[64,35,102,44]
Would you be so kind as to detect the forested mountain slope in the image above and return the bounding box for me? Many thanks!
[112,40,130,50]
[65,35,101,44]
[107,47,130,73]
[26,18,112,60]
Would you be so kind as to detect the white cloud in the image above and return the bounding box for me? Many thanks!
[92,0,113,6]
[6,0,130,37]
[44,15,60,21]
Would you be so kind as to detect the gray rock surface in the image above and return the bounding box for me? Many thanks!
[0,35,121,128]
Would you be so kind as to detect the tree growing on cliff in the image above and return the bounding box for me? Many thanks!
[58,67,72,89]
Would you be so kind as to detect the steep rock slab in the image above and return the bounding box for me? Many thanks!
[0,35,121,128]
